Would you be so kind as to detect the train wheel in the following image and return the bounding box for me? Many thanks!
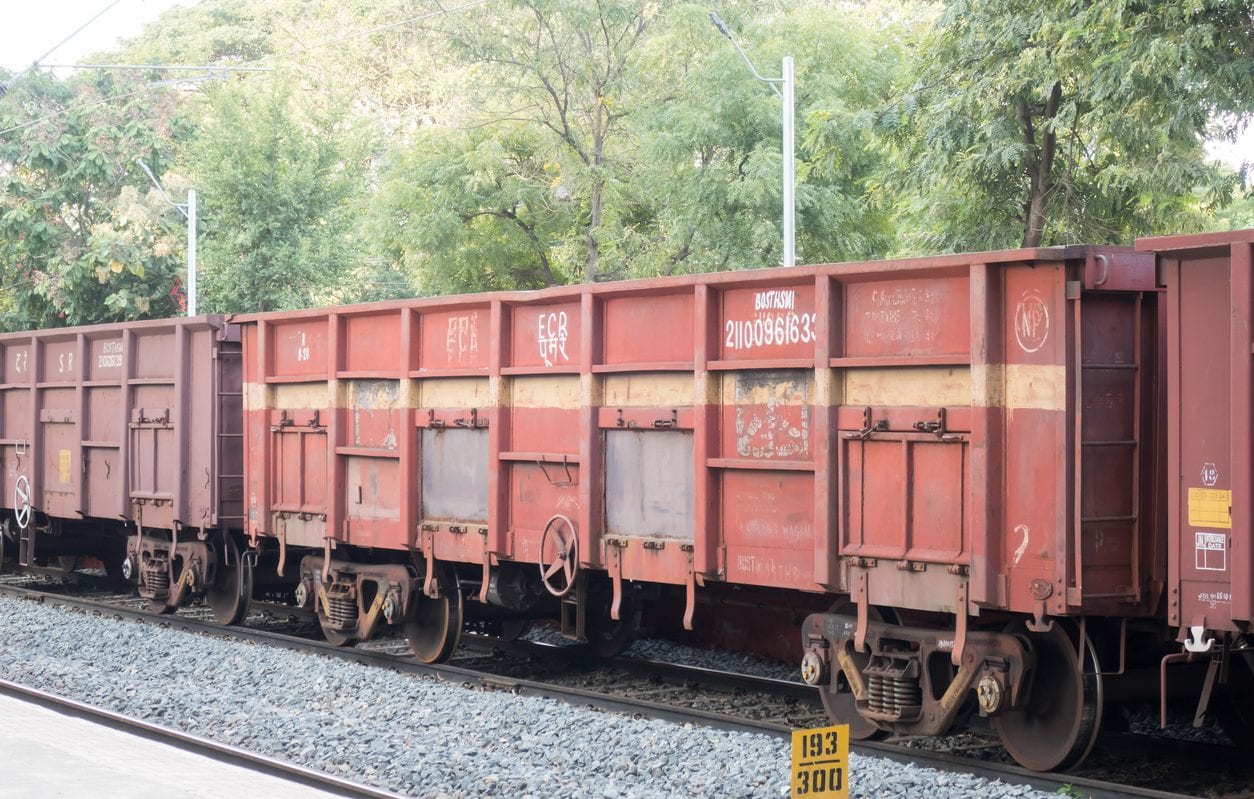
[207,536,253,626]
[52,555,79,573]
[405,565,463,664]
[319,621,357,648]
[819,603,893,741]
[585,589,637,658]
[149,597,177,615]
[991,621,1102,772]
[498,619,531,642]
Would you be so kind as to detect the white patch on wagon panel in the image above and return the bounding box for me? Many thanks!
[1195,531,1228,571]
[97,340,124,369]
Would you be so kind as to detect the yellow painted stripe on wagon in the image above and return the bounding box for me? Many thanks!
[603,373,694,407]
[510,375,581,409]
[273,382,329,410]
[244,381,330,411]
[1004,364,1066,411]
[842,367,970,407]
[419,377,491,408]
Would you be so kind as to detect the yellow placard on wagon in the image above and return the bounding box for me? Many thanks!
[1188,487,1232,530]
[790,724,849,799]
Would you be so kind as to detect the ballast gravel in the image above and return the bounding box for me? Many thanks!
[0,595,1054,798]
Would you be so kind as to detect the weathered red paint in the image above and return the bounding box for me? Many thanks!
[1138,229,1254,640]
[236,243,1163,624]
[0,316,241,562]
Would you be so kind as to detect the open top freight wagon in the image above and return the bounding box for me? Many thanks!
[0,316,248,620]
[237,242,1163,770]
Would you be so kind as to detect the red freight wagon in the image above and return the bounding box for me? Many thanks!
[1139,229,1254,726]
[0,317,249,622]
[237,243,1164,770]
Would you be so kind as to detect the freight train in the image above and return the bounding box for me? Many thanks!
[1,228,1251,772]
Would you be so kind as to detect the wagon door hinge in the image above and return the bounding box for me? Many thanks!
[606,539,624,622]
[913,408,959,441]
[421,525,438,598]
[853,569,870,653]
[683,548,697,631]
[852,407,887,440]
[276,515,287,577]
[953,581,969,667]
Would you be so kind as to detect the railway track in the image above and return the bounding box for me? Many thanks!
[0,572,1214,798]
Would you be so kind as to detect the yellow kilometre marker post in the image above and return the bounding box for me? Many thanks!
[790,724,849,799]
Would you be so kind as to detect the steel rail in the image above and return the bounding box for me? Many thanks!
[457,631,819,702]
[0,677,406,799]
[0,582,1198,799]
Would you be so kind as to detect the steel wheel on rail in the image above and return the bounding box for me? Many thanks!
[990,621,1103,772]
[207,535,253,626]
[820,602,894,742]
[52,555,79,573]
[584,587,638,658]
[319,621,357,647]
[498,619,532,642]
[405,563,463,664]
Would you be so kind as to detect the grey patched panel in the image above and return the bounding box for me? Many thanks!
[605,430,694,540]
[421,428,489,522]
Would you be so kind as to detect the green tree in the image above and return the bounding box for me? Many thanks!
[443,0,656,282]
[890,0,1254,251]
[625,3,921,275]
[186,81,370,312]
[0,70,187,330]
[370,125,571,294]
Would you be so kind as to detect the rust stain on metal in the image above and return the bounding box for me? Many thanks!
[730,371,811,459]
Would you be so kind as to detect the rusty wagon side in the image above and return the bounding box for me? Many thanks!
[236,242,1166,770]
[1138,228,1254,729]
[0,316,249,621]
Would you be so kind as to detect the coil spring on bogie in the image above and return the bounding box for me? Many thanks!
[142,559,170,597]
[325,590,358,627]
[866,674,920,717]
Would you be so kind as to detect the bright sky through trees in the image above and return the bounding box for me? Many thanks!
[0,0,191,72]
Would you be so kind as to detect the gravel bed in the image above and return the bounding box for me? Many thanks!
[0,595,1057,798]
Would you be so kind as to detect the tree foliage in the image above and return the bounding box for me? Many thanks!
[1,0,1250,328]
[185,82,369,313]
[890,0,1254,252]
[376,1,926,291]
[0,71,187,329]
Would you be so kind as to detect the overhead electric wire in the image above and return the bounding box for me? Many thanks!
[0,0,491,139]
[2,0,126,90]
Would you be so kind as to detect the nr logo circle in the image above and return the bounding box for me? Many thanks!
[1014,292,1050,353]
